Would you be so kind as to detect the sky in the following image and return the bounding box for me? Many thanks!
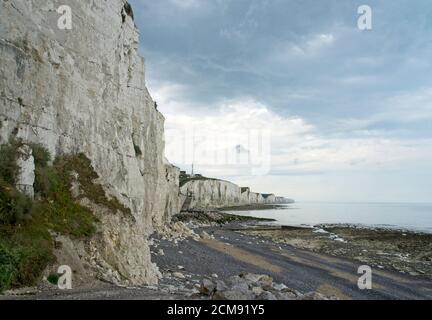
[129,0,432,202]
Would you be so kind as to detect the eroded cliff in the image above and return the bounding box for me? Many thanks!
[180,178,292,211]
[0,0,179,285]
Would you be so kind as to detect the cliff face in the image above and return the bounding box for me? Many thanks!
[180,179,291,211]
[180,180,242,211]
[0,0,179,285]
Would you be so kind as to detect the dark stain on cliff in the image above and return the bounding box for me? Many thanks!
[124,2,134,20]
[122,2,134,23]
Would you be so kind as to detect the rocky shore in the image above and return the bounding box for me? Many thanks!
[2,209,432,300]
[241,224,432,279]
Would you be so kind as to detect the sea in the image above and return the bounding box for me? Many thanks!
[227,202,432,234]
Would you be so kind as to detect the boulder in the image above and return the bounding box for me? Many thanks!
[213,289,254,300]
[172,272,186,279]
[197,273,333,300]
[200,279,216,295]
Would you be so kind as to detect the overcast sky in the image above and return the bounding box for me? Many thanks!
[129,0,432,202]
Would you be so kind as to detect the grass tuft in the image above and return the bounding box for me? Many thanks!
[54,154,131,217]
[0,139,22,185]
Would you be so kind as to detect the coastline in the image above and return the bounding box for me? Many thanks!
[223,202,432,235]
[175,210,432,279]
[2,210,431,300]
[219,204,290,211]
[239,223,432,279]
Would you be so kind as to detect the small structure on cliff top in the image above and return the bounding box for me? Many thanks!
[241,187,250,194]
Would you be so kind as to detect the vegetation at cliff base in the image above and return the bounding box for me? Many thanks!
[0,141,114,293]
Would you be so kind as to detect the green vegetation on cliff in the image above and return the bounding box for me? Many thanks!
[0,141,124,293]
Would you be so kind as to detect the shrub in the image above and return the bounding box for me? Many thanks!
[0,140,21,185]
[0,214,54,292]
[30,142,52,197]
[0,245,17,292]
[0,145,106,292]
[29,143,50,168]
[0,141,33,225]
[0,143,136,293]
[32,154,99,238]
[0,178,33,225]
[47,273,60,285]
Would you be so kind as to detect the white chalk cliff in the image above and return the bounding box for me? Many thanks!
[0,0,180,285]
[0,0,292,287]
[180,179,292,211]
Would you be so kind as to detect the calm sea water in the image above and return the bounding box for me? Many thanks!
[228,202,432,234]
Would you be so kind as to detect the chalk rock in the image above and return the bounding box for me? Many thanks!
[300,292,329,300]
[180,179,291,210]
[213,289,254,301]
[0,0,181,285]
[197,273,328,301]
[173,272,186,279]
[15,144,35,198]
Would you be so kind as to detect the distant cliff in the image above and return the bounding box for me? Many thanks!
[180,178,293,211]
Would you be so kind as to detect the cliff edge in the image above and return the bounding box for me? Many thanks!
[0,0,179,285]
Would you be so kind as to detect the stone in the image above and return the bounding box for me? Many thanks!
[281,287,301,296]
[213,289,254,300]
[273,283,288,291]
[4,287,38,296]
[300,292,328,300]
[242,273,267,284]
[231,282,250,292]
[200,231,212,240]
[257,291,277,300]
[200,279,216,295]
[215,280,228,292]
[258,277,274,289]
[197,273,315,301]
[274,291,297,300]
[173,272,186,279]
[251,286,264,296]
